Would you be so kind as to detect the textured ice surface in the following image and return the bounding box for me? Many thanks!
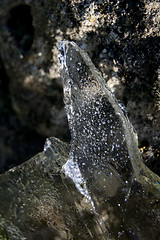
[58,40,160,200]
[58,41,133,199]
[58,41,160,239]
[62,153,95,209]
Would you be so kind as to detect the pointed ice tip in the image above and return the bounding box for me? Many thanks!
[58,40,77,55]
[58,40,66,53]
[58,40,74,49]
[58,41,76,69]
[58,41,67,69]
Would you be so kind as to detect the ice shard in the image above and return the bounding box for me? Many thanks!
[58,41,160,239]
[58,40,160,197]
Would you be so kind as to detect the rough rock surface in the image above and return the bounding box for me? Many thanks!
[0,0,159,171]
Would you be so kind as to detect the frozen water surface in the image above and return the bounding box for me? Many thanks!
[58,40,160,196]
[58,41,160,239]
[59,41,134,197]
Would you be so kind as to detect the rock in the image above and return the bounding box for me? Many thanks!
[0,1,69,140]
[0,137,72,240]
